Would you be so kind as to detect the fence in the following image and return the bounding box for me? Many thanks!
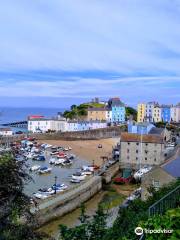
[148,185,180,217]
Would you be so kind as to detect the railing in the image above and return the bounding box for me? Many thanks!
[148,185,180,217]
[138,185,180,240]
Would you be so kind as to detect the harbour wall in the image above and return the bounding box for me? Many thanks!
[32,176,102,226]
[102,162,120,184]
[34,126,123,141]
[0,126,123,144]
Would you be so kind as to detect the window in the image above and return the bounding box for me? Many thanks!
[136,150,138,153]
[128,142,130,145]
[145,143,148,146]
[145,150,148,154]
[136,157,138,160]
[145,157,147,161]
[153,180,160,190]
[127,149,129,153]
[154,158,156,162]
[127,156,130,160]
[136,143,139,146]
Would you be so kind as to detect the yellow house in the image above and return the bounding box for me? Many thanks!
[87,108,107,121]
[137,103,146,122]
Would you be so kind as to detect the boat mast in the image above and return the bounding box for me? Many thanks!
[139,127,143,169]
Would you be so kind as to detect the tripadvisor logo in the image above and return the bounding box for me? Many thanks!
[135,227,143,235]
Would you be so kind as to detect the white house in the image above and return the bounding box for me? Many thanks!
[0,128,13,136]
[171,105,180,122]
[28,119,67,133]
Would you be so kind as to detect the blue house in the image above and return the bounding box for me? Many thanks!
[108,97,125,123]
[128,122,154,134]
[161,105,171,122]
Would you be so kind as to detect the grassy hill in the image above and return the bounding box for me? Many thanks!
[63,102,137,121]
[63,102,105,119]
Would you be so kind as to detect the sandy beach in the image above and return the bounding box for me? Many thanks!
[39,137,120,166]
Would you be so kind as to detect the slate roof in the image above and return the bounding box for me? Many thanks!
[162,156,180,178]
[149,127,164,135]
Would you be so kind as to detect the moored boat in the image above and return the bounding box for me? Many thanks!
[38,167,52,174]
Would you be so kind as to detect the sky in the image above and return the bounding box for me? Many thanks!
[0,0,180,108]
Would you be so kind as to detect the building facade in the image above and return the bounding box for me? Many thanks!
[128,122,155,135]
[152,104,162,122]
[171,105,180,123]
[145,102,159,122]
[87,108,107,121]
[137,103,146,122]
[161,105,171,122]
[137,102,180,123]
[141,153,180,200]
[28,119,67,133]
[0,128,13,136]
[28,118,107,133]
[119,132,165,170]
[108,97,125,123]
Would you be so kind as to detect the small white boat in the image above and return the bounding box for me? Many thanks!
[81,170,92,176]
[82,165,94,172]
[54,159,66,165]
[68,146,72,150]
[71,179,81,183]
[72,172,86,181]
[38,167,52,174]
[64,147,69,151]
[49,157,57,164]
[30,165,41,171]
[33,192,49,199]
[26,153,34,159]
[134,166,152,179]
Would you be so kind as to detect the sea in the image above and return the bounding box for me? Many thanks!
[0,107,65,132]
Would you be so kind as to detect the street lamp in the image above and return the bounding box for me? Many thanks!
[54,176,57,194]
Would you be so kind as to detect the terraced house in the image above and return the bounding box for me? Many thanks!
[137,102,180,123]
[87,97,125,123]
[108,97,125,123]
[87,107,107,121]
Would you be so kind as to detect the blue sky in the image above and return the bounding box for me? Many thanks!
[0,0,180,108]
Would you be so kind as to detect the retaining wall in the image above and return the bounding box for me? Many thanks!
[32,176,102,226]
[34,126,123,141]
[102,162,120,184]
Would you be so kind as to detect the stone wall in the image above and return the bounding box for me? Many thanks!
[120,141,165,170]
[32,176,102,226]
[102,162,120,184]
[34,126,123,141]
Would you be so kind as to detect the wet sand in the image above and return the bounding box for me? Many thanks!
[38,138,120,166]
[39,191,106,239]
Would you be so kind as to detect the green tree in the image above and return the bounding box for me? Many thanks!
[125,107,137,121]
[71,105,77,111]
[0,154,46,240]
[140,208,180,240]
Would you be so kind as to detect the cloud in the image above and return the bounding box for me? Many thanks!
[0,0,179,106]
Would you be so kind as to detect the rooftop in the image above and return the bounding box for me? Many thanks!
[87,107,109,111]
[0,128,12,131]
[149,127,164,135]
[121,132,164,144]
[162,156,180,178]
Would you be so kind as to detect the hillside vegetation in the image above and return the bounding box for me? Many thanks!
[63,102,137,121]
[63,103,105,120]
